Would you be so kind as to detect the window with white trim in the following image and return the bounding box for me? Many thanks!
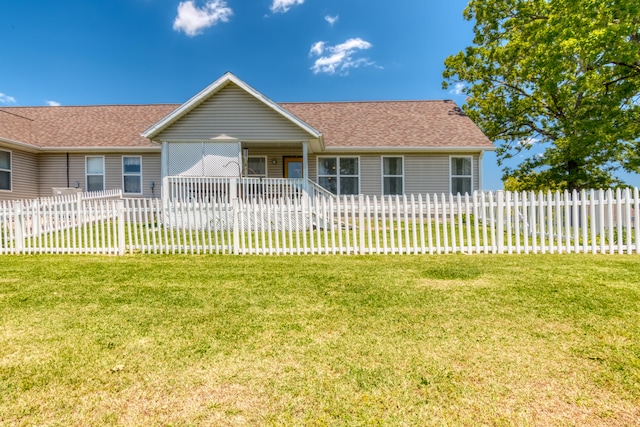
[450,156,472,195]
[382,156,403,195]
[318,157,359,195]
[86,156,105,192]
[246,156,267,178]
[123,156,142,194]
[0,149,11,191]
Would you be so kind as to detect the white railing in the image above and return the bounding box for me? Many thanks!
[0,188,638,255]
[166,176,333,202]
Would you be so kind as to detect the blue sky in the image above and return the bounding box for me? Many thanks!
[1,0,638,189]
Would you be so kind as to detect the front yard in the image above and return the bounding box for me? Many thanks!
[1,254,639,425]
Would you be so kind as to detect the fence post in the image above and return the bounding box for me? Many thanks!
[358,195,365,254]
[14,201,24,254]
[117,200,125,255]
[232,198,240,255]
[496,191,505,254]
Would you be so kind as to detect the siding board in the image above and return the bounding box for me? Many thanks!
[157,84,313,142]
[0,148,39,200]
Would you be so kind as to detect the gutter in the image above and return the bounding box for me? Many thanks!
[322,146,497,153]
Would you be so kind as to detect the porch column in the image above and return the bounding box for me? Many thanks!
[302,141,310,197]
[161,141,169,200]
[302,141,308,179]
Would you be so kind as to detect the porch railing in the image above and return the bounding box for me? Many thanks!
[166,176,335,202]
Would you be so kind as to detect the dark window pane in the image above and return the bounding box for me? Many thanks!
[123,157,141,173]
[318,158,337,176]
[340,177,359,195]
[383,157,402,176]
[319,177,337,194]
[0,171,10,190]
[451,157,471,176]
[247,157,266,176]
[0,151,10,170]
[452,177,471,195]
[87,175,104,192]
[383,177,403,195]
[123,176,141,194]
[339,158,358,175]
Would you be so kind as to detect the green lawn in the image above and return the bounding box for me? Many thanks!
[1,254,639,426]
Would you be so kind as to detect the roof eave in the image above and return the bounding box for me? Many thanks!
[39,146,161,153]
[322,145,497,153]
[0,137,42,153]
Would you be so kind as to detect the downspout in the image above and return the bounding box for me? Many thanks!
[66,152,70,188]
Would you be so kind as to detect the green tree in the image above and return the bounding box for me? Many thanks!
[443,0,640,191]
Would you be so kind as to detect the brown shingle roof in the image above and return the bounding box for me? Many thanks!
[1,100,493,151]
[0,105,177,149]
[281,100,493,149]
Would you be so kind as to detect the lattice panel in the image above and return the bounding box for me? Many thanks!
[203,142,241,177]
[167,143,204,176]
[167,142,241,177]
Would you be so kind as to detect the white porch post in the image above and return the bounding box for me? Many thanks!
[302,141,309,196]
[161,141,169,200]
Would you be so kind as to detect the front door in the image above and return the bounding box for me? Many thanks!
[284,157,303,178]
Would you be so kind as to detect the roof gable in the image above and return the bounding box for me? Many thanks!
[142,72,322,141]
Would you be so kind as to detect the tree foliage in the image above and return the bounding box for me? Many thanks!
[443,0,640,191]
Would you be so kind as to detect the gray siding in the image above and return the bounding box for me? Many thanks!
[157,83,312,142]
[38,154,68,196]
[0,147,39,201]
[38,152,161,198]
[315,152,482,197]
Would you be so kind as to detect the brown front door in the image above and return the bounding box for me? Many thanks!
[284,157,303,178]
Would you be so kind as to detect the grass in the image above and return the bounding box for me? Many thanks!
[1,254,639,426]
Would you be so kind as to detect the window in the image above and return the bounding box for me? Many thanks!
[123,156,142,194]
[86,156,105,192]
[318,157,359,195]
[0,150,11,191]
[246,156,267,178]
[382,157,403,195]
[451,156,472,195]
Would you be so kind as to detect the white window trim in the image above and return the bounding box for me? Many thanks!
[381,156,404,196]
[122,155,143,195]
[85,155,105,192]
[0,149,12,192]
[246,156,268,178]
[316,156,361,195]
[449,155,474,195]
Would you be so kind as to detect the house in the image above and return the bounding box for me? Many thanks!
[0,72,495,201]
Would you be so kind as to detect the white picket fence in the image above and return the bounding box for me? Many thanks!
[0,188,638,255]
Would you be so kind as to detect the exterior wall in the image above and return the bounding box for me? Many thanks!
[38,152,162,198]
[157,83,312,142]
[0,146,39,201]
[243,146,304,178]
[311,152,482,197]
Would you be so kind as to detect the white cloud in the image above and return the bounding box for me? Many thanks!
[325,15,339,26]
[309,38,374,75]
[450,83,465,96]
[309,41,325,56]
[0,93,16,104]
[46,100,61,106]
[270,0,304,14]
[173,0,233,37]
[519,137,539,147]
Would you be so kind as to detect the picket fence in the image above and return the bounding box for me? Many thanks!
[0,188,638,255]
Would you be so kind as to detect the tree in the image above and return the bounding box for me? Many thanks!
[443,0,640,191]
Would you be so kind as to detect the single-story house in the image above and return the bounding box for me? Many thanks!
[0,72,495,201]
